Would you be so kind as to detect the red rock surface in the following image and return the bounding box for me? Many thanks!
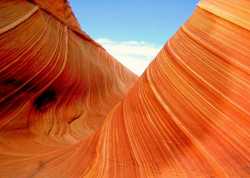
[0,0,249,177]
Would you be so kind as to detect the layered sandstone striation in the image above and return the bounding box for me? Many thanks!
[0,0,249,177]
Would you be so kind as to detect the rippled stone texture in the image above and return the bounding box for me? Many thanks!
[0,0,249,177]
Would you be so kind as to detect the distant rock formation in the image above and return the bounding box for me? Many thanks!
[0,0,249,177]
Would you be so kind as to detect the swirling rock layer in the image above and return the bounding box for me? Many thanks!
[0,0,249,177]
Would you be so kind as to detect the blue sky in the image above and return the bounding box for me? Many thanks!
[70,0,199,74]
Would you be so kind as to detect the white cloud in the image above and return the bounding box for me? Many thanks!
[96,38,161,75]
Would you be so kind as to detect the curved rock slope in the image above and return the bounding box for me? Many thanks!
[0,0,249,177]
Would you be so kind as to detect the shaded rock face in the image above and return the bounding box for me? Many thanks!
[0,0,249,177]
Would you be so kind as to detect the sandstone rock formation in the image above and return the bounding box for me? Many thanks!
[0,0,249,177]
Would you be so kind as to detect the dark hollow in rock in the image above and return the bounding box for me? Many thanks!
[33,88,57,111]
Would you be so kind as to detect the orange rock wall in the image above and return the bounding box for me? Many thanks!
[0,0,249,177]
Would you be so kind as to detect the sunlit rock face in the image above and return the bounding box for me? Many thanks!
[0,0,249,177]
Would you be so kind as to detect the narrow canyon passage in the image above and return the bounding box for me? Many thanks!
[0,0,249,177]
